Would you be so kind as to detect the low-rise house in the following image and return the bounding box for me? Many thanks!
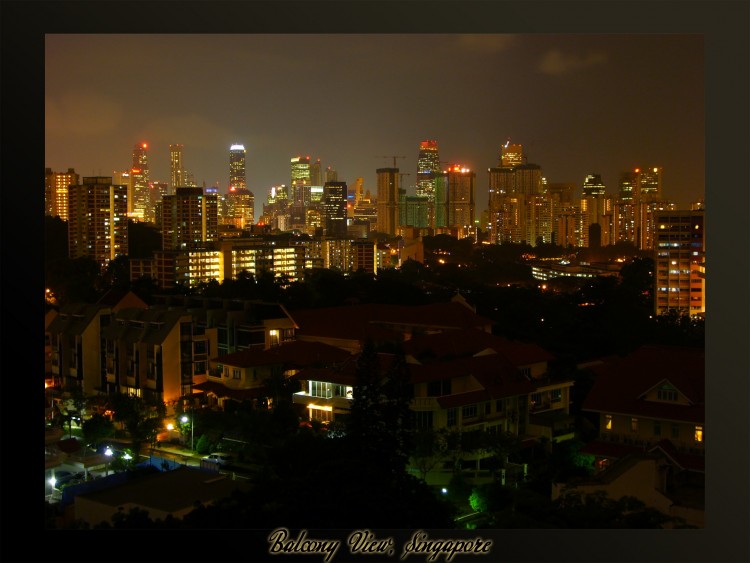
[198,340,352,410]
[576,345,705,525]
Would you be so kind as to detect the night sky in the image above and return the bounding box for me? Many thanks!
[45,33,704,210]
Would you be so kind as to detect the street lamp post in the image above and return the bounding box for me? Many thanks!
[181,414,194,451]
[104,446,113,476]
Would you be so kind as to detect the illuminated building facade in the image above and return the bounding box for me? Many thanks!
[67,177,129,267]
[376,167,399,236]
[500,140,524,167]
[637,166,662,201]
[322,181,348,237]
[45,167,79,220]
[159,187,218,251]
[654,209,705,316]
[290,156,311,206]
[416,140,441,200]
[310,158,323,187]
[170,144,185,189]
[130,143,150,221]
[580,174,612,247]
[229,144,247,191]
[439,165,475,235]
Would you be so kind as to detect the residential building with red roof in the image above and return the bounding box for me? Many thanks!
[573,344,705,525]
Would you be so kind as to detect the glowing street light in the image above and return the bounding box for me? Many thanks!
[104,446,113,476]
[181,415,194,451]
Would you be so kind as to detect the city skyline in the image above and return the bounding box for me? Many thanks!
[45,34,704,209]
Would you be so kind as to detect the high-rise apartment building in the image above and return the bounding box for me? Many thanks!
[45,167,79,220]
[416,140,441,200]
[437,165,475,235]
[487,146,541,244]
[376,168,400,236]
[67,177,129,266]
[159,187,219,251]
[654,209,705,316]
[636,167,662,201]
[170,144,185,189]
[322,181,348,237]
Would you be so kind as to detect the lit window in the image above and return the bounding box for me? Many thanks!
[605,414,612,430]
[694,425,704,443]
[631,418,638,433]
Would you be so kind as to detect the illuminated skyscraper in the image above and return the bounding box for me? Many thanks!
[229,144,247,191]
[416,140,441,200]
[500,140,524,167]
[67,177,129,266]
[487,145,542,244]
[636,167,662,201]
[45,167,79,220]
[291,156,311,206]
[131,142,150,221]
[325,166,338,183]
[376,168,399,236]
[580,174,612,247]
[322,181,348,237]
[654,209,705,316]
[170,144,185,189]
[159,187,219,251]
[437,164,475,235]
[310,158,323,187]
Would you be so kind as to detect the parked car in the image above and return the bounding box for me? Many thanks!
[52,470,84,489]
[202,453,233,467]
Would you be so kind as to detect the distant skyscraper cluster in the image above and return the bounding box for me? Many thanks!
[46,136,704,318]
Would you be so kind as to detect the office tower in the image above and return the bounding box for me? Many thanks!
[159,187,219,251]
[45,167,79,219]
[146,182,169,224]
[580,174,612,247]
[310,158,323,187]
[500,140,524,167]
[67,177,129,266]
[322,181,348,237]
[654,209,705,316]
[290,156,311,206]
[416,140,441,200]
[325,166,338,183]
[229,144,247,190]
[130,143,150,221]
[376,168,399,236]
[170,144,185,189]
[226,188,254,229]
[637,167,662,201]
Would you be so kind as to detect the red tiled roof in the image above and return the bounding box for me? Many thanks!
[582,345,704,424]
[192,380,268,401]
[211,340,352,368]
[581,439,705,473]
[290,302,493,342]
[403,328,555,367]
[290,367,357,387]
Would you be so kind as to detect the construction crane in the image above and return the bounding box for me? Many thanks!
[398,172,411,187]
[377,156,406,168]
